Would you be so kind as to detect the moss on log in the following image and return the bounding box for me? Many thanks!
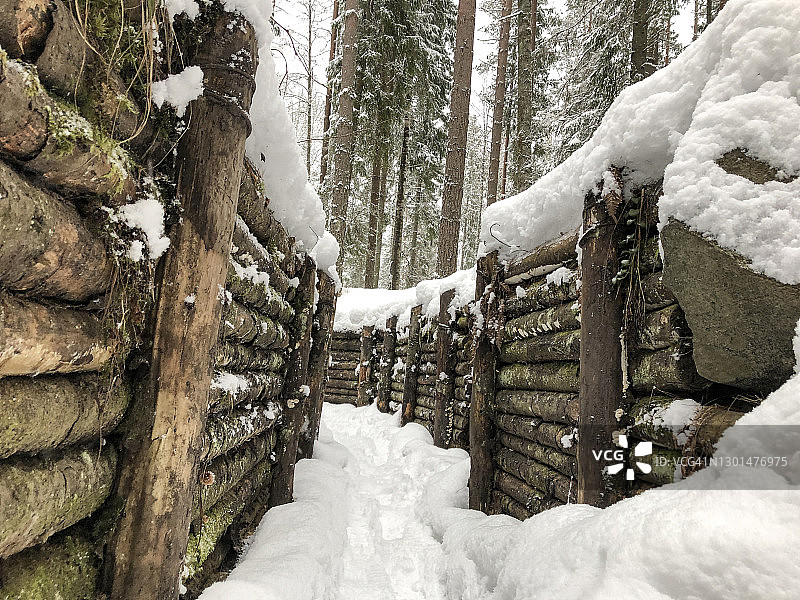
[497,362,579,393]
[0,0,53,61]
[495,389,578,424]
[414,405,434,422]
[0,161,113,301]
[495,448,575,503]
[226,267,294,324]
[488,489,531,521]
[504,274,580,317]
[0,529,100,600]
[499,330,580,364]
[641,270,676,311]
[636,304,688,351]
[324,393,357,405]
[494,413,576,455]
[184,459,269,583]
[498,432,576,477]
[214,343,285,373]
[0,294,113,377]
[193,433,273,519]
[504,302,580,340]
[0,59,133,200]
[494,469,557,516]
[209,371,284,414]
[630,345,711,393]
[415,394,435,410]
[0,373,129,458]
[0,445,116,558]
[327,378,358,392]
[629,396,744,453]
[630,445,682,486]
[232,223,290,297]
[454,361,471,376]
[202,404,279,462]
[221,300,288,350]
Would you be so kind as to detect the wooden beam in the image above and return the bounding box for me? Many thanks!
[376,315,398,413]
[433,288,457,447]
[357,325,375,406]
[106,11,258,599]
[401,305,423,426]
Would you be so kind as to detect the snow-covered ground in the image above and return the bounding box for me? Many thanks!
[200,345,800,600]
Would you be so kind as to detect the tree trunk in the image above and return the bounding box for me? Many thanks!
[0,161,113,302]
[329,0,359,266]
[390,117,410,289]
[319,0,339,187]
[500,117,511,198]
[513,0,533,191]
[469,252,499,512]
[487,0,513,206]
[631,0,654,83]
[437,0,476,277]
[407,182,422,285]
[401,305,423,425]
[364,132,384,287]
[433,289,456,447]
[0,444,116,558]
[374,151,389,283]
[306,2,313,175]
[107,12,258,599]
[298,270,337,459]
[269,258,316,507]
[0,373,130,459]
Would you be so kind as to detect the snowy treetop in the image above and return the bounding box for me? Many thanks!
[481,0,800,285]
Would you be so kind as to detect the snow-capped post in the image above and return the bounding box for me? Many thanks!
[357,325,375,406]
[401,305,423,426]
[106,9,258,600]
[577,191,626,507]
[469,251,499,512]
[270,257,316,507]
[298,270,338,459]
[434,288,457,447]
[377,316,398,413]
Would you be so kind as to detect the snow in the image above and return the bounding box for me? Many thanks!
[162,0,199,21]
[151,66,204,118]
[199,319,800,600]
[210,371,251,396]
[334,269,476,333]
[481,0,800,284]
[115,197,171,260]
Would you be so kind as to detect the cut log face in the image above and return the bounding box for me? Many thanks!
[0,444,117,558]
[0,160,113,301]
[0,373,129,458]
[504,302,580,340]
[0,293,113,376]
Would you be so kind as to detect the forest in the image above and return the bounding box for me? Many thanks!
[0,0,798,598]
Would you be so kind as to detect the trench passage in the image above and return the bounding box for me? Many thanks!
[200,403,470,600]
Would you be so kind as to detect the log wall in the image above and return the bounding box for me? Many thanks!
[0,8,328,596]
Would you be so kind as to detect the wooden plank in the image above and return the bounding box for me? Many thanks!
[434,288,457,447]
[401,305,422,426]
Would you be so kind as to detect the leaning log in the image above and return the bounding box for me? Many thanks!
[495,389,579,424]
[401,305,423,426]
[0,444,116,558]
[0,293,112,376]
[0,373,129,458]
[504,302,580,340]
[495,447,575,503]
[499,329,580,364]
[107,12,258,599]
[494,469,557,515]
[0,58,134,200]
[498,432,576,478]
[0,160,113,301]
[504,229,579,283]
[494,413,576,454]
[0,529,100,600]
[497,362,579,393]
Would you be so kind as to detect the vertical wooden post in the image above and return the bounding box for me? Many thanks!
[433,288,457,447]
[577,194,625,507]
[357,325,375,406]
[298,270,337,459]
[401,305,423,426]
[106,11,257,600]
[377,315,397,412]
[269,257,316,507]
[469,252,499,512]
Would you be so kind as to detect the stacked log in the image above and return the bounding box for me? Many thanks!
[411,316,436,435]
[488,246,581,520]
[389,329,408,413]
[326,331,362,405]
[450,307,473,450]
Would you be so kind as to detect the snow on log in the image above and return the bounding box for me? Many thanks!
[226,266,294,324]
[231,217,291,295]
[0,444,116,558]
[0,373,129,458]
[630,345,711,393]
[0,161,113,301]
[499,330,581,364]
[495,447,575,503]
[503,229,579,283]
[0,293,112,377]
[496,362,580,393]
[202,403,279,463]
[208,370,284,413]
[504,274,580,317]
[213,343,285,373]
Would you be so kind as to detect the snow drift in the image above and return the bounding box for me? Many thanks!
[481,0,800,285]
